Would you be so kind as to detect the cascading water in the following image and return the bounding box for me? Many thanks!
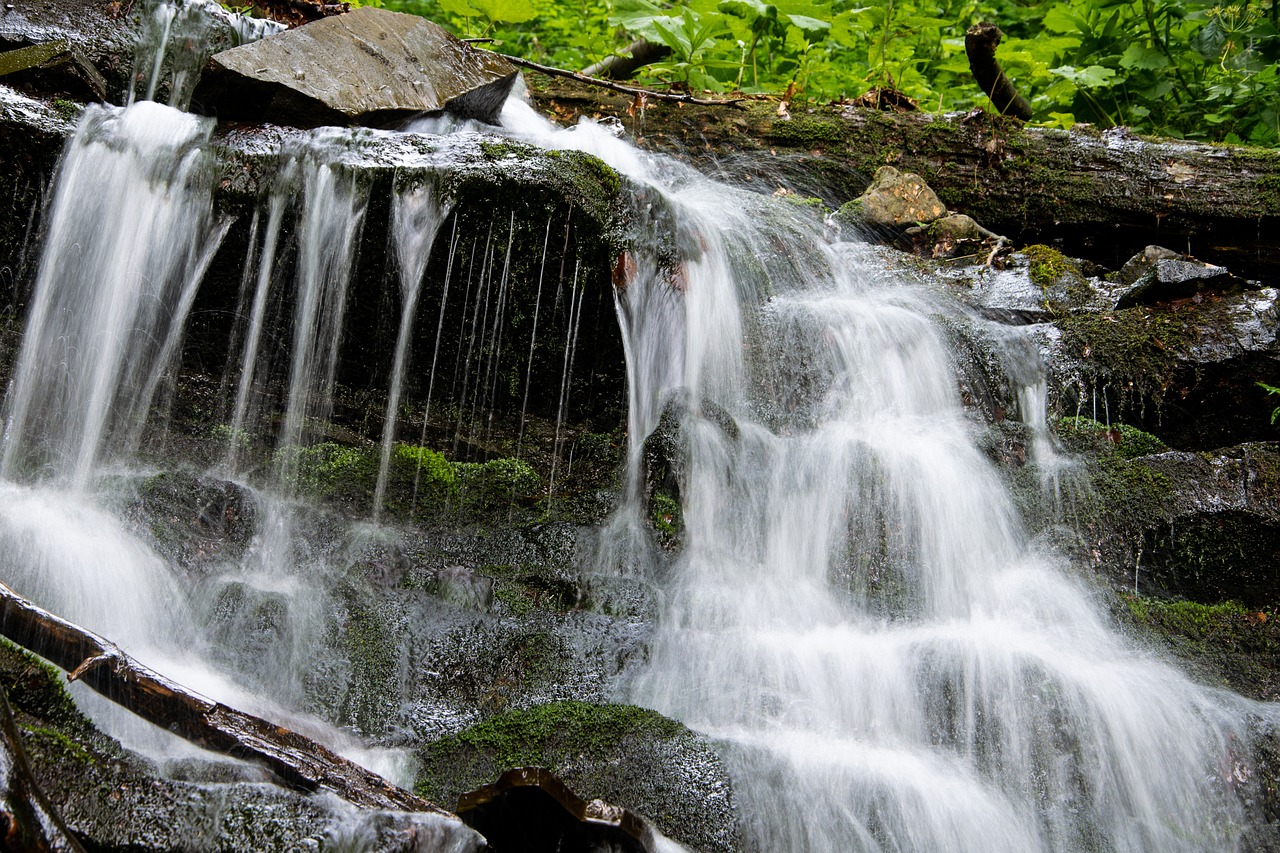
[495,98,1275,851]
[1,2,1276,848]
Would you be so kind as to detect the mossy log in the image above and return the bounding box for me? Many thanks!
[526,74,1280,283]
[0,581,448,815]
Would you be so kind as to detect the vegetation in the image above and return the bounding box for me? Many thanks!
[347,0,1280,144]
[1260,381,1280,424]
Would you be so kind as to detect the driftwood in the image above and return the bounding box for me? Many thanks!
[965,23,1033,120]
[525,74,1280,283]
[0,687,85,852]
[0,581,447,815]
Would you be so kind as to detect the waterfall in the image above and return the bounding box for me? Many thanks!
[0,8,1273,846]
[0,101,227,488]
[497,97,1268,851]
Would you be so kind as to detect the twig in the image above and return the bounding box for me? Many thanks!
[498,53,744,107]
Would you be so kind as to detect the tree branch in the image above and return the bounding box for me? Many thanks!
[582,40,672,81]
[0,581,448,815]
[965,22,1033,120]
[499,54,744,107]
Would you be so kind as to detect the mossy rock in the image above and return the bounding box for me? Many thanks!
[127,469,259,570]
[1056,416,1166,458]
[416,700,741,853]
[1117,596,1280,701]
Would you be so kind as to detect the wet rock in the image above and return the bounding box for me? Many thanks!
[193,8,518,128]
[127,469,259,572]
[456,767,656,853]
[833,165,947,232]
[1047,287,1280,449]
[1114,251,1257,309]
[0,39,106,102]
[0,0,135,101]
[416,701,742,853]
[1118,244,1181,286]
[1070,441,1280,605]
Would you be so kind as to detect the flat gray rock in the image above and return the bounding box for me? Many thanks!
[193,7,517,128]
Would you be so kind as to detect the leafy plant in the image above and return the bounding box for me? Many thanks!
[1259,381,1280,424]
[322,0,1280,144]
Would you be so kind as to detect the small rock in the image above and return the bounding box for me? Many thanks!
[1119,245,1181,286]
[1114,251,1256,309]
[835,165,948,230]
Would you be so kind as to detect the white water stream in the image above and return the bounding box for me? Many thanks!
[0,6,1273,848]
[494,98,1273,851]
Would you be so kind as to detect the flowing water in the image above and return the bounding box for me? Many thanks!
[0,6,1274,849]
[495,99,1273,851]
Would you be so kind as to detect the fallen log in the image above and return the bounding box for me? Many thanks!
[525,74,1280,284]
[0,581,447,815]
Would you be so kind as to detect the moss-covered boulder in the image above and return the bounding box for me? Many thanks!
[1064,441,1280,607]
[126,469,259,571]
[1047,287,1280,450]
[416,700,741,853]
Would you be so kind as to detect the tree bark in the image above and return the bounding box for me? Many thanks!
[582,40,672,81]
[524,74,1280,284]
[964,22,1033,120]
[0,581,449,816]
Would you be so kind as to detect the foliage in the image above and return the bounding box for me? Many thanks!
[1259,381,1280,424]
[344,0,1279,144]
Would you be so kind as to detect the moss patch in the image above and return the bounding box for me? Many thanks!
[1118,594,1280,700]
[1057,416,1167,458]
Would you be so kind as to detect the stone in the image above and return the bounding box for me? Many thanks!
[1114,251,1256,309]
[192,7,517,128]
[834,165,948,231]
[1119,244,1181,285]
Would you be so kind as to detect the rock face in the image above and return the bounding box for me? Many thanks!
[192,7,517,128]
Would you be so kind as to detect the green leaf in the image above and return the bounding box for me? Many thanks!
[1050,64,1118,88]
[718,0,776,23]
[784,13,831,38]
[1120,44,1168,70]
[437,0,479,15]
[1043,6,1083,34]
[473,0,535,23]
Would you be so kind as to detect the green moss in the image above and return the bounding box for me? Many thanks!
[1057,306,1192,398]
[453,457,540,512]
[339,604,398,735]
[1022,244,1073,286]
[19,723,94,764]
[1091,457,1173,523]
[1117,593,1280,699]
[415,701,686,804]
[769,117,843,148]
[1057,416,1167,458]
[651,492,683,545]
[0,640,93,736]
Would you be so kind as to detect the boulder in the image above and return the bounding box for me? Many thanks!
[1114,249,1257,309]
[192,7,517,128]
[834,165,947,232]
[416,701,742,853]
